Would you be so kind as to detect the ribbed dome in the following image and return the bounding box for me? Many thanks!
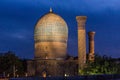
[34,12,68,42]
[34,11,68,59]
[35,12,67,28]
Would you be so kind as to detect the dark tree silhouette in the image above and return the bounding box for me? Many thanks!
[0,51,26,77]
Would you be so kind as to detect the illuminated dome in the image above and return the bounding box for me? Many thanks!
[34,9,68,59]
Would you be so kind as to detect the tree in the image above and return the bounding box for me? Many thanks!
[79,54,120,75]
[0,51,25,77]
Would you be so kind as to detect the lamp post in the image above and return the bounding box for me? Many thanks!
[13,65,17,78]
[13,65,15,78]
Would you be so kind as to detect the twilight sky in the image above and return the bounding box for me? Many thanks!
[0,0,120,58]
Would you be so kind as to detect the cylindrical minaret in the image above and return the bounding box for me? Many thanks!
[76,16,87,69]
[88,31,95,62]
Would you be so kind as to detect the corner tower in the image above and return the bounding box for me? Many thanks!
[76,16,87,69]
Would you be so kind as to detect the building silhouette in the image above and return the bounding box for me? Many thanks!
[27,8,95,76]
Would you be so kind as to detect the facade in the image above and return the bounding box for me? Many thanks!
[27,58,78,76]
[27,9,95,76]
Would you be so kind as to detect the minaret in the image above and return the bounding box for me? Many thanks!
[88,31,95,62]
[76,16,87,69]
